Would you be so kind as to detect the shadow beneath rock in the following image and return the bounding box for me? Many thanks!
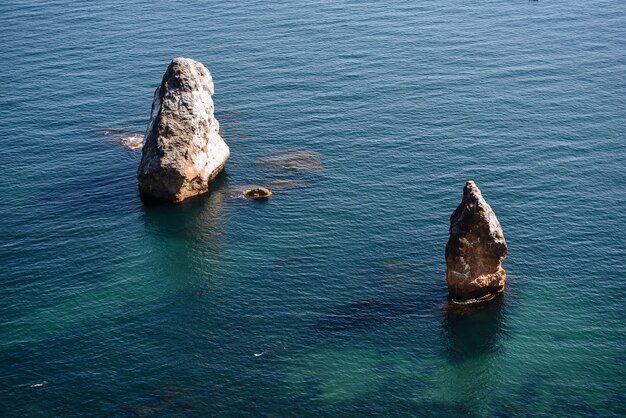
[140,171,229,249]
[442,295,506,363]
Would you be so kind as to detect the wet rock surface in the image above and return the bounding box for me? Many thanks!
[137,57,229,202]
[242,186,272,199]
[445,181,507,302]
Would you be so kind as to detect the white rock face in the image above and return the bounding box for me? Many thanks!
[137,57,230,202]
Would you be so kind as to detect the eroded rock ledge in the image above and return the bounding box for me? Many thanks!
[137,57,229,202]
[445,181,507,302]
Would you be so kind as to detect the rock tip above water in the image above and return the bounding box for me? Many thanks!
[137,57,229,202]
[445,180,507,302]
[242,186,273,199]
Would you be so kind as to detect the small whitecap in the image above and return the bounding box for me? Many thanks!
[119,134,144,150]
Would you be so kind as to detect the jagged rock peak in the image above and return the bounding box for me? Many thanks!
[445,181,507,302]
[137,57,229,203]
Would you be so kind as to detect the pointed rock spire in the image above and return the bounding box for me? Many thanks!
[445,181,507,302]
[137,57,230,202]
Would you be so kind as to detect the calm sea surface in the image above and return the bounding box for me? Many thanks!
[1,0,625,416]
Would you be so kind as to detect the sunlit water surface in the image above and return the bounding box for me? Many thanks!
[1,0,625,416]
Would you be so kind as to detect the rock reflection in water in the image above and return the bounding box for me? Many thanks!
[438,297,506,415]
[141,175,227,283]
[442,296,505,363]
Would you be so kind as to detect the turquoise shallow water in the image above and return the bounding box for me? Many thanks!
[1,0,626,416]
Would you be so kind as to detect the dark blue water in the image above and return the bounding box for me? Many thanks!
[1,0,625,416]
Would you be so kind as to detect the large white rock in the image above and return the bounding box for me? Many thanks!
[137,58,229,202]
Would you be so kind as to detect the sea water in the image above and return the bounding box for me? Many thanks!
[1,0,625,416]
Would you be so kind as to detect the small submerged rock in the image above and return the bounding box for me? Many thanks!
[221,181,302,200]
[445,181,507,303]
[102,128,143,150]
[119,134,143,150]
[242,186,272,199]
[256,150,322,173]
[263,180,306,189]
